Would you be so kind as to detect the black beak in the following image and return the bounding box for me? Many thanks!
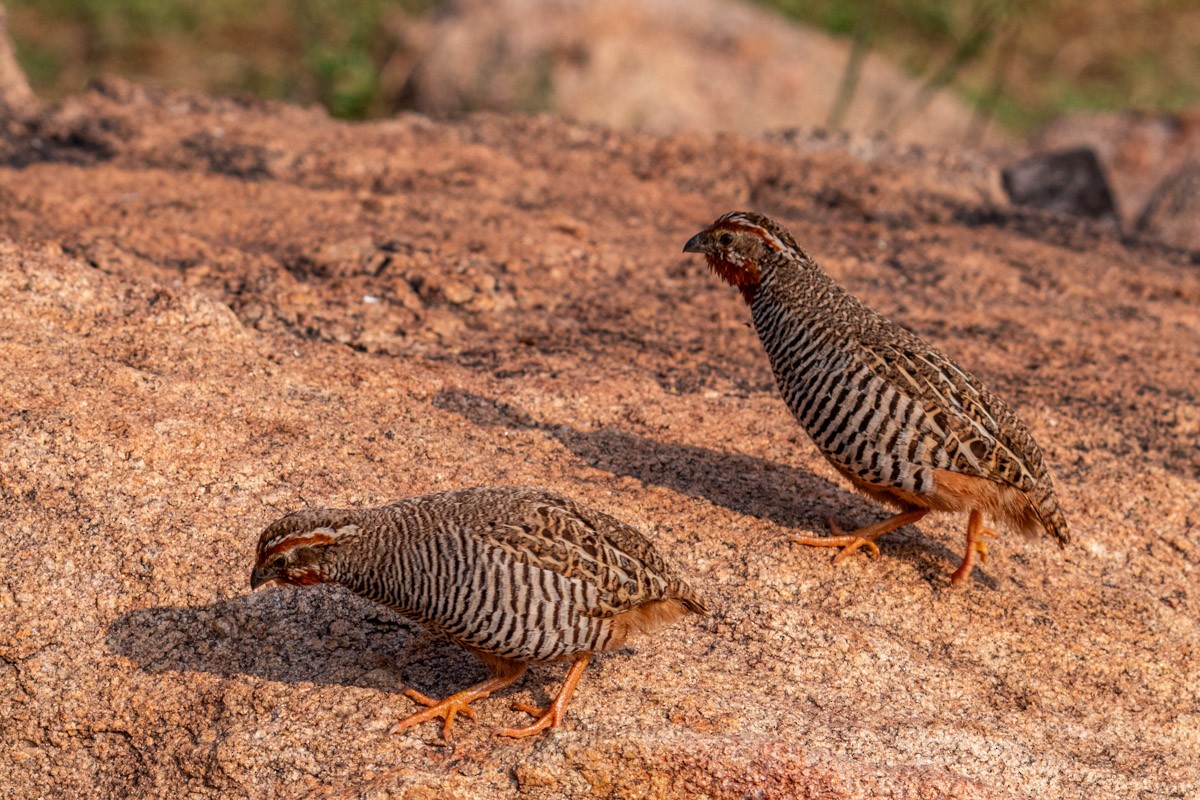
[250,566,274,590]
[683,232,706,254]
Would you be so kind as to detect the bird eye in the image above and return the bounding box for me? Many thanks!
[269,555,285,569]
[717,232,734,247]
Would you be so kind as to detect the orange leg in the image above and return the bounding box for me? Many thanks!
[792,509,929,563]
[497,653,591,739]
[949,509,998,585]
[391,659,527,740]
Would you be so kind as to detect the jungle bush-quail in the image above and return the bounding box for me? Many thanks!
[684,211,1069,584]
[250,486,708,739]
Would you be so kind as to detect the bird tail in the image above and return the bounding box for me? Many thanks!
[669,580,710,616]
[1035,486,1070,546]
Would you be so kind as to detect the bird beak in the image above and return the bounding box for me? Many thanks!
[250,566,275,590]
[682,232,706,254]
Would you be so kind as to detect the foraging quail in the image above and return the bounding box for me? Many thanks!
[250,486,707,739]
[683,211,1069,584]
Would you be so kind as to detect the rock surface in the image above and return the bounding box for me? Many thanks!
[1136,159,1200,251]
[1000,147,1118,224]
[1033,108,1200,226]
[0,5,36,117]
[397,0,996,146]
[1,79,1198,799]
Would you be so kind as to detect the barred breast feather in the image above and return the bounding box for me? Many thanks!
[749,248,1068,545]
[684,209,1069,584]
[252,485,709,740]
[326,487,707,661]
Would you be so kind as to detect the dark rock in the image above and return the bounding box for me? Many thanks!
[1137,160,1200,251]
[1001,147,1118,223]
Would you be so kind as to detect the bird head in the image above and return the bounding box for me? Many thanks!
[683,211,801,303]
[250,508,360,590]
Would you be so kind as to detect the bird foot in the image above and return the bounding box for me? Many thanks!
[495,654,590,739]
[496,700,567,738]
[390,687,482,740]
[950,523,999,585]
[790,518,881,561]
[974,527,999,563]
[792,509,931,567]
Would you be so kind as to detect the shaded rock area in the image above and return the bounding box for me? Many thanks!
[1,79,1198,799]
[397,0,997,146]
[1000,148,1118,224]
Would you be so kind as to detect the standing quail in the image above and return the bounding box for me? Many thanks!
[250,486,707,739]
[683,211,1069,584]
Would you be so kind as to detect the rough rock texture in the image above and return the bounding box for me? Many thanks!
[398,0,996,146]
[1136,160,1200,250]
[1,78,1198,800]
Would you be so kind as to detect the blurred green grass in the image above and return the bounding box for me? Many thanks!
[6,0,1200,132]
[772,0,1200,132]
[6,0,438,118]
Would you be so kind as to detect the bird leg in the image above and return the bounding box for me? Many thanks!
[949,509,998,585]
[392,659,527,740]
[792,509,929,563]
[497,653,591,738]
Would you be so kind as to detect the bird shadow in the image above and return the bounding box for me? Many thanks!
[432,388,978,583]
[104,586,528,702]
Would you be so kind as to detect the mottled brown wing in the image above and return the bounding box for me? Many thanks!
[868,330,1070,543]
[870,329,1042,495]
[475,493,707,617]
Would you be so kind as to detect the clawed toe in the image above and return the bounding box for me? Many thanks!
[975,527,999,563]
[790,533,862,557]
[496,654,591,739]
[497,701,564,738]
[832,537,881,561]
[390,668,526,740]
[403,688,477,720]
[950,511,996,586]
[391,689,482,739]
[496,712,561,739]
[499,696,572,738]
[791,509,928,566]
[790,530,883,562]
[510,700,544,717]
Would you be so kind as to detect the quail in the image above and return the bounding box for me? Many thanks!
[250,486,708,739]
[684,211,1069,584]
